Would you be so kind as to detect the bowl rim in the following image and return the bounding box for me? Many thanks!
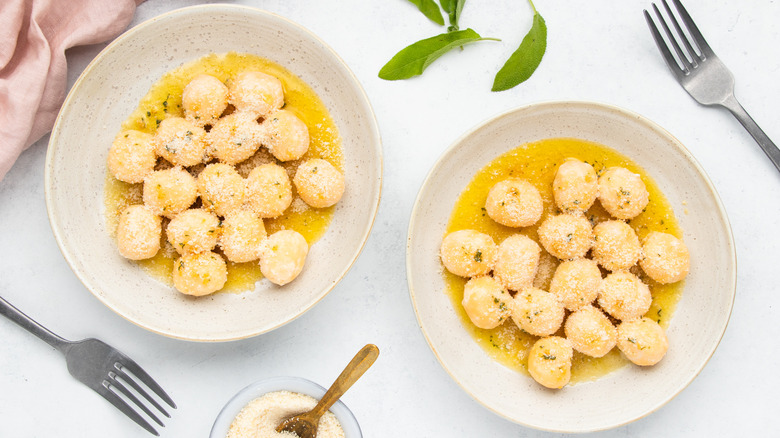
[405,100,737,432]
[209,376,362,438]
[44,4,383,342]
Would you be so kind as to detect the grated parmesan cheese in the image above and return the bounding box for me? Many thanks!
[226,390,345,438]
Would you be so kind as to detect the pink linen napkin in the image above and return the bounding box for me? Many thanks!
[0,0,144,182]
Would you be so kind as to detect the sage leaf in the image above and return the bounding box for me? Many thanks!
[407,0,445,26]
[379,28,498,80]
[440,0,466,32]
[491,1,547,91]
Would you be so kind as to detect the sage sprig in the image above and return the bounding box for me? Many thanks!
[378,29,499,81]
[406,0,445,26]
[379,0,547,91]
[439,0,466,32]
[492,0,547,91]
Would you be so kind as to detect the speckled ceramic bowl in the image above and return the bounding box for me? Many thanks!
[407,102,736,432]
[210,376,362,438]
[45,5,382,341]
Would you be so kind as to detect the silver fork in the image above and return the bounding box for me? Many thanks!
[644,0,780,173]
[0,295,176,435]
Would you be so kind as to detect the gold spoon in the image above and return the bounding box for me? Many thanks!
[276,344,379,437]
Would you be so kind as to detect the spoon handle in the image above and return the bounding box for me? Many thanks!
[311,344,379,418]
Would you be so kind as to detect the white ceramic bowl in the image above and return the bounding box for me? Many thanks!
[45,5,382,341]
[210,376,362,438]
[406,101,736,432]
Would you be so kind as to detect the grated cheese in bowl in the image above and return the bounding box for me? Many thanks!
[211,377,361,438]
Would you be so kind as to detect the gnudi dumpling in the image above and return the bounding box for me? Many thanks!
[549,258,602,311]
[439,229,497,278]
[108,130,156,183]
[592,220,642,271]
[142,167,198,218]
[485,179,543,228]
[116,205,161,260]
[598,271,652,321]
[220,210,267,263]
[172,251,227,296]
[527,336,573,389]
[564,305,617,358]
[244,163,293,218]
[260,230,308,286]
[293,159,345,209]
[616,317,668,366]
[640,231,690,284]
[493,234,540,291]
[263,109,310,162]
[154,117,207,167]
[537,214,593,260]
[553,158,598,214]
[229,71,284,117]
[182,74,229,127]
[462,276,511,329]
[166,209,220,255]
[197,163,245,217]
[598,167,649,220]
[206,112,263,165]
[510,287,565,337]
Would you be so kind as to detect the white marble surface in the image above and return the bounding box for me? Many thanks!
[1,0,778,436]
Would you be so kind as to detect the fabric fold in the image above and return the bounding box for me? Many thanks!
[0,0,141,181]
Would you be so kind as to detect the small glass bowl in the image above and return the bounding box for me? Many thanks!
[210,376,363,438]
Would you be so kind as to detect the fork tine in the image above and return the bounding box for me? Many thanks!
[117,359,177,409]
[652,4,693,71]
[114,365,171,418]
[671,0,714,58]
[97,383,160,436]
[644,9,685,79]
[109,371,165,426]
[662,0,700,65]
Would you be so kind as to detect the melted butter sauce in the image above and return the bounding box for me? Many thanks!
[105,52,342,293]
[444,138,684,384]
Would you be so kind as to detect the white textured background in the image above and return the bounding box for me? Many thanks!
[1,0,778,436]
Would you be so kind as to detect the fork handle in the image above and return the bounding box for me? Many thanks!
[0,295,70,352]
[720,95,780,174]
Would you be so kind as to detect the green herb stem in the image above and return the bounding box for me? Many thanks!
[439,0,466,32]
